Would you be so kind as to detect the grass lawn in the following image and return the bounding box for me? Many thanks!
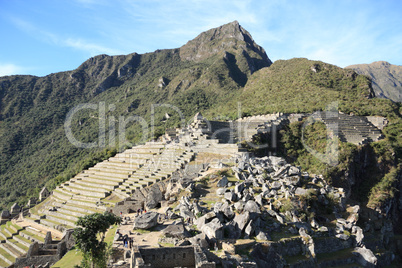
[52,248,83,268]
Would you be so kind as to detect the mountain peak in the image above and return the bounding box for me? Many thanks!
[179,21,272,69]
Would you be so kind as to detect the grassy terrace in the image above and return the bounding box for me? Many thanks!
[0,258,11,267]
[60,203,104,214]
[15,234,32,245]
[0,246,15,262]
[46,214,76,225]
[9,238,29,251]
[0,225,12,239]
[20,230,45,242]
[41,218,74,230]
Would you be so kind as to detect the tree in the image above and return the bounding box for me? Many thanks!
[73,212,122,268]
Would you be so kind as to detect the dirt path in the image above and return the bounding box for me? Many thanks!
[113,212,179,249]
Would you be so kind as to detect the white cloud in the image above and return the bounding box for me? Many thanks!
[9,17,120,57]
[0,63,24,77]
[63,38,122,56]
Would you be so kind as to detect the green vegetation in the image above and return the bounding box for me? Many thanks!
[73,212,121,268]
[52,247,83,268]
[368,166,400,209]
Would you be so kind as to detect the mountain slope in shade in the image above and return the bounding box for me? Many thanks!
[346,61,402,102]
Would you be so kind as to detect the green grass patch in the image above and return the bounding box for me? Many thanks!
[104,224,118,244]
[159,242,175,247]
[52,247,83,268]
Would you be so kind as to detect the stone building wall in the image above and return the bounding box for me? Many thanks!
[132,245,215,268]
[110,199,144,215]
[139,246,196,268]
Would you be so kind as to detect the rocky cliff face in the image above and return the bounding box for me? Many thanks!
[346,61,402,102]
[180,21,271,74]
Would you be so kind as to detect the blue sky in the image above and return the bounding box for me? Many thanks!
[1,0,401,77]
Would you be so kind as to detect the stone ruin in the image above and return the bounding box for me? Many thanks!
[132,245,215,268]
[162,111,384,148]
[0,210,11,224]
[0,111,390,267]
[39,187,50,202]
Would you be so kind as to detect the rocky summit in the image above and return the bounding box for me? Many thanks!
[0,21,401,268]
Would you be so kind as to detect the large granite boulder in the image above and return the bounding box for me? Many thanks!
[235,182,245,194]
[180,204,194,219]
[270,181,282,190]
[201,218,223,239]
[217,176,229,187]
[133,212,159,229]
[288,166,300,176]
[295,187,308,195]
[162,221,191,239]
[244,200,260,213]
[244,220,255,237]
[353,246,377,267]
[224,191,237,202]
[196,212,216,230]
[233,211,250,231]
[188,233,208,248]
[256,230,270,241]
[145,185,164,209]
[216,188,227,196]
[222,205,235,220]
[224,221,242,239]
